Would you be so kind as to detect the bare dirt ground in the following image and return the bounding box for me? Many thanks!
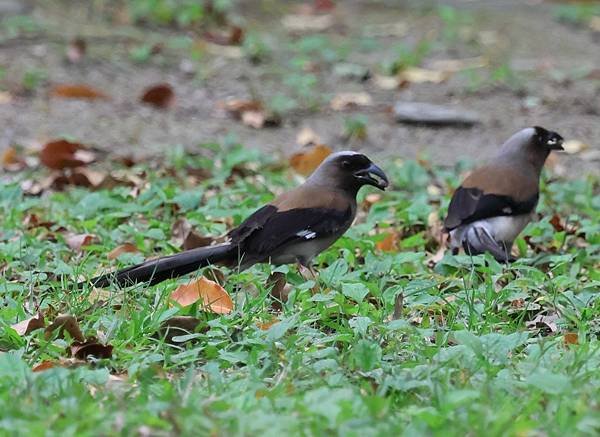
[0,0,598,175]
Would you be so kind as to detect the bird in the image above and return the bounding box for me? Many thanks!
[86,151,389,288]
[444,126,564,262]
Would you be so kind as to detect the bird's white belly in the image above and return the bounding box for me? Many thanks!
[450,214,533,248]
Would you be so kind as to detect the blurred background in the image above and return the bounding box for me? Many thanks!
[0,0,598,175]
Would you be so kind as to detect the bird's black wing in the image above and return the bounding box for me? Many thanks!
[444,187,538,231]
[237,206,354,257]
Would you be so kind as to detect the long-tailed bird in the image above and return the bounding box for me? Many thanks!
[87,151,389,287]
[444,126,564,261]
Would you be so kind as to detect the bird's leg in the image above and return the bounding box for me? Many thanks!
[297,261,319,293]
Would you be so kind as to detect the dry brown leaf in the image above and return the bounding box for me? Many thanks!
[39,139,95,170]
[11,313,45,336]
[1,146,26,171]
[257,319,279,330]
[50,84,107,100]
[32,361,56,372]
[70,339,113,360]
[158,316,203,343]
[45,314,85,342]
[330,92,373,111]
[282,14,333,32]
[562,140,589,155]
[171,218,214,250]
[171,277,233,314]
[241,110,266,128]
[398,67,451,84]
[549,214,565,232]
[204,25,245,46]
[223,99,263,118]
[66,37,86,63]
[0,90,13,104]
[296,127,322,146]
[66,233,97,252]
[108,243,139,260]
[564,332,578,346]
[289,144,332,176]
[140,83,175,109]
[376,231,400,252]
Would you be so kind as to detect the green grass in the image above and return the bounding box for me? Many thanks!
[1,144,599,435]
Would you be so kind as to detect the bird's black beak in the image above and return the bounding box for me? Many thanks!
[355,163,389,190]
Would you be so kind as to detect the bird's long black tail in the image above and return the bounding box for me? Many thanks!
[84,243,237,288]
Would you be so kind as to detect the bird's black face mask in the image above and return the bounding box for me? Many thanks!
[339,154,389,190]
[534,126,564,151]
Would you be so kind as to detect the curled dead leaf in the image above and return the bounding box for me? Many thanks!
[549,214,565,232]
[45,314,85,342]
[140,83,175,109]
[50,84,107,100]
[296,127,322,146]
[563,332,578,346]
[1,146,26,171]
[158,316,203,343]
[11,313,45,336]
[32,361,56,372]
[376,231,400,252]
[108,243,139,260]
[171,277,233,314]
[39,139,95,170]
[289,144,332,176]
[330,92,373,111]
[70,339,113,360]
[171,218,215,250]
[66,233,97,252]
[398,67,451,84]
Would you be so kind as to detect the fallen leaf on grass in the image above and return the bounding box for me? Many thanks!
[549,214,565,232]
[563,332,578,346]
[158,316,203,343]
[171,277,233,314]
[66,233,97,252]
[39,139,96,170]
[140,83,175,109]
[45,314,85,342]
[330,92,373,111]
[289,144,332,176]
[526,313,559,333]
[108,243,139,260]
[376,231,400,252]
[204,25,244,46]
[171,218,215,250]
[282,14,333,32]
[50,84,107,100]
[11,313,45,336]
[222,99,280,128]
[66,37,86,63]
[398,67,451,84]
[32,361,56,372]
[1,146,26,171]
[296,127,322,146]
[70,339,113,359]
[257,319,279,330]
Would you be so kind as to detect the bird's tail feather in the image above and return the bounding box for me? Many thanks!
[85,243,236,288]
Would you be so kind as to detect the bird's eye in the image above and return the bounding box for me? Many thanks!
[547,137,557,146]
[341,160,351,169]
